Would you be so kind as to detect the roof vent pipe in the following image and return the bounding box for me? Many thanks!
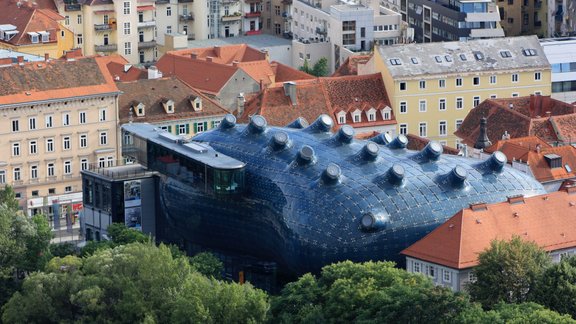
[420,141,443,161]
[361,142,380,161]
[481,151,507,172]
[449,166,468,188]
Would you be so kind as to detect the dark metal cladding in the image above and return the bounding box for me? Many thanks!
[304,114,333,133]
[220,114,236,129]
[154,115,547,276]
[386,134,409,149]
[369,132,393,145]
[285,117,309,129]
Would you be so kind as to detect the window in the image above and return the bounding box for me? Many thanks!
[64,161,72,174]
[47,163,55,177]
[48,188,55,194]
[46,138,54,152]
[77,14,82,24]
[99,108,107,122]
[62,113,70,126]
[522,48,537,56]
[124,22,131,35]
[400,101,407,114]
[166,26,172,34]
[512,73,519,83]
[389,58,402,65]
[353,114,360,123]
[12,142,20,156]
[107,156,114,167]
[534,72,541,81]
[31,190,39,197]
[45,115,53,128]
[399,124,407,135]
[512,92,519,97]
[123,1,130,15]
[77,34,83,45]
[411,57,419,64]
[419,122,427,137]
[427,265,435,277]
[30,165,38,179]
[439,121,447,136]
[419,100,426,112]
[166,6,172,16]
[80,134,87,148]
[99,132,108,145]
[414,262,421,273]
[79,111,86,124]
[439,99,446,111]
[439,79,445,88]
[98,157,106,168]
[103,15,109,24]
[65,15,69,25]
[443,269,451,282]
[473,96,481,107]
[29,117,36,130]
[63,136,71,150]
[368,112,375,122]
[456,97,463,109]
[419,80,426,89]
[434,56,442,63]
[124,42,131,55]
[81,158,89,171]
[500,50,512,58]
[0,170,5,184]
[456,77,462,87]
[13,168,20,181]
[29,140,37,155]
[490,75,496,84]
[469,272,477,282]
[178,124,188,135]
[12,120,19,132]
[65,186,72,193]
[399,82,406,91]
[196,122,205,133]
[473,76,480,86]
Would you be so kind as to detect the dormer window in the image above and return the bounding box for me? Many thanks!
[190,96,202,112]
[4,30,19,41]
[337,111,346,124]
[382,106,392,120]
[162,99,175,114]
[366,107,377,122]
[134,102,145,116]
[352,109,362,123]
[28,32,39,43]
[39,31,50,42]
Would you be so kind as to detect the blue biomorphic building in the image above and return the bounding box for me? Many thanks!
[121,114,546,276]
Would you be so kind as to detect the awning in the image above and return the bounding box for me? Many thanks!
[137,5,154,11]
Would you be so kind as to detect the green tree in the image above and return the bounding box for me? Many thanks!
[533,255,576,318]
[190,252,223,279]
[299,59,312,74]
[106,222,150,245]
[49,242,78,258]
[299,57,329,77]
[467,236,551,308]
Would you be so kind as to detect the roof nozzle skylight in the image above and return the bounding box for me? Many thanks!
[296,145,316,165]
[285,117,309,129]
[387,164,405,186]
[387,134,408,149]
[247,115,267,134]
[361,142,380,162]
[220,114,236,129]
[369,132,393,145]
[270,131,290,150]
[304,114,333,133]
[335,125,354,144]
[321,163,342,185]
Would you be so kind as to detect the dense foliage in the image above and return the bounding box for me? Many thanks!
[533,256,576,318]
[299,57,329,77]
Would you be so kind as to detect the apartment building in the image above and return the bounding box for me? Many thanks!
[541,37,576,103]
[0,0,74,58]
[548,0,576,37]
[400,0,504,42]
[498,0,546,37]
[375,36,551,148]
[292,0,403,73]
[0,55,122,216]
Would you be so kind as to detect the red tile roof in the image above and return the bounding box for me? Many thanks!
[0,55,121,105]
[406,134,461,155]
[402,189,576,269]
[106,61,147,82]
[271,61,316,83]
[455,95,576,146]
[117,77,228,124]
[171,44,267,64]
[0,2,64,47]
[332,54,372,77]
[240,74,394,129]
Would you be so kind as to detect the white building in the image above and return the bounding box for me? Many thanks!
[541,37,576,103]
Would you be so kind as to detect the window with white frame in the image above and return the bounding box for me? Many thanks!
[123,1,130,14]
[473,76,480,85]
[45,115,53,128]
[413,261,421,273]
[490,94,497,99]
[166,26,172,34]
[12,142,20,156]
[338,115,345,124]
[99,132,107,145]
[427,265,435,277]
[124,22,131,35]
[65,186,72,193]
[512,73,519,83]
[81,158,89,171]
[399,124,407,135]
[400,101,407,114]
[456,119,463,131]
[63,136,71,150]
[0,170,5,184]
[47,163,55,177]
[29,117,36,130]
[46,138,54,152]
[439,98,446,111]
[368,112,375,121]
[13,167,20,181]
[512,93,519,97]
[383,109,391,120]
[107,156,114,167]
[178,124,187,135]
[438,79,445,88]
[196,122,204,133]
[29,140,37,155]
[419,80,426,89]
[443,269,451,282]
[468,271,477,282]
[98,157,106,168]
[124,42,132,55]
[419,100,426,112]
[64,161,72,174]
[99,108,107,122]
[62,113,70,126]
[473,96,480,107]
[456,97,463,109]
[167,6,172,16]
[12,119,19,132]
[489,75,496,84]
[419,122,427,137]
[30,165,38,179]
[534,71,541,81]
[77,14,82,24]
[456,77,462,87]
[79,134,87,148]
[77,34,83,45]
[354,114,361,123]
[439,121,447,136]
[79,111,86,124]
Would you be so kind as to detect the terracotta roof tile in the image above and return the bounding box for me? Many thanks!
[0,2,63,47]
[332,54,372,77]
[402,189,576,269]
[106,61,147,82]
[117,77,228,124]
[272,61,316,82]
[406,134,460,155]
[172,44,266,64]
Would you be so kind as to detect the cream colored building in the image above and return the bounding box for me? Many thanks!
[374,35,551,148]
[0,56,121,216]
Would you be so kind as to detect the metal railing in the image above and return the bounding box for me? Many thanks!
[95,44,118,52]
[138,40,157,49]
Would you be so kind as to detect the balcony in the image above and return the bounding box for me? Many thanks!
[138,40,157,49]
[222,14,242,22]
[179,13,195,21]
[155,0,170,4]
[95,44,118,52]
[282,0,292,4]
[245,11,261,18]
[64,3,81,11]
[245,29,262,35]
[137,20,156,29]
[94,23,116,31]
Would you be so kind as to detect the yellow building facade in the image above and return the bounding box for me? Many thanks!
[375,35,551,148]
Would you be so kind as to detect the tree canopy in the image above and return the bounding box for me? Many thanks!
[533,255,576,318]
[299,57,329,77]
[467,236,551,308]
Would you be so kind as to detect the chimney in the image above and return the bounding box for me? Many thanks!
[283,81,297,106]
[213,45,221,58]
[148,66,162,79]
[474,117,492,149]
[44,53,49,62]
[17,56,23,65]
[206,56,213,62]
[236,93,245,117]
[507,195,525,204]
[469,202,487,211]
[259,79,263,91]
[190,53,197,59]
